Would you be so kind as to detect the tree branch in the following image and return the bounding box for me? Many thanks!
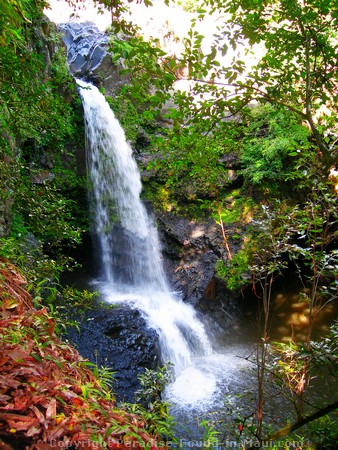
[245,400,338,450]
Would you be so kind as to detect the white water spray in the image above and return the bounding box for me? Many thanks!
[77,80,213,376]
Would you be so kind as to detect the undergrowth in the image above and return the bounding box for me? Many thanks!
[0,259,170,449]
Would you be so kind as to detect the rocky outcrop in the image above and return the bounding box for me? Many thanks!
[156,211,249,345]
[60,22,129,94]
[157,212,242,304]
[158,214,220,304]
[32,16,59,75]
[61,22,109,77]
[65,303,162,403]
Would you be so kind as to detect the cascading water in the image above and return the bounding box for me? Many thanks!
[77,79,213,378]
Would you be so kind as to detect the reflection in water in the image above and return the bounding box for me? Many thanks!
[268,282,337,343]
[170,276,337,443]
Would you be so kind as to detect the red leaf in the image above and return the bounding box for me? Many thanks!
[0,375,21,389]
[46,398,57,419]
[7,347,29,361]
[0,395,11,404]
[72,397,84,407]
[7,417,39,431]
[26,425,41,437]
[14,366,42,377]
[13,396,30,411]
[47,422,70,440]
[0,357,9,366]
[30,405,49,430]
[0,412,35,422]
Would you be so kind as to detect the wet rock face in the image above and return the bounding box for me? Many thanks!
[156,211,248,346]
[65,304,162,403]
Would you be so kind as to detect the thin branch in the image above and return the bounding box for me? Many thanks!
[178,76,307,118]
[245,400,338,449]
[236,354,319,411]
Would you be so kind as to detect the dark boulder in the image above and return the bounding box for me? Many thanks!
[65,303,162,403]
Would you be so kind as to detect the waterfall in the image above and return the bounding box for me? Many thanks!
[77,79,212,376]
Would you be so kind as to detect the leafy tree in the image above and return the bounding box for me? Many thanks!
[193,0,338,171]
[103,0,337,176]
[217,182,338,443]
[100,1,338,204]
[108,34,176,119]
[146,124,240,205]
[240,104,311,195]
[71,0,337,161]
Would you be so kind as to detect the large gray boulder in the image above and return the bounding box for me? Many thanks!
[60,22,109,79]
[60,21,130,94]
[157,212,239,304]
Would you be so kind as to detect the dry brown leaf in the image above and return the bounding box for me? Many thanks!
[47,422,70,440]
[0,394,11,404]
[30,405,46,425]
[12,396,29,411]
[0,376,21,389]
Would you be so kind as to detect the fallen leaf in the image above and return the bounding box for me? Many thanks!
[46,398,57,419]
[26,425,41,437]
[3,298,19,310]
[7,347,30,362]
[7,417,39,431]
[0,357,9,367]
[0,395,11,405]
[13,396,29,411]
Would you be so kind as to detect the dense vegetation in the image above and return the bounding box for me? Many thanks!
[0,0,337,449]
[0,0,87,286]
[0,2,175,447]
